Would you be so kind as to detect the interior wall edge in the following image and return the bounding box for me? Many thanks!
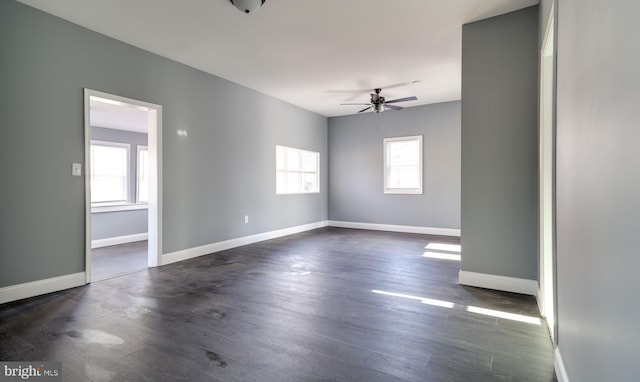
[328,221,460,237]
[458,270,538,296]
[554,346,571,382]
[160,220,329,266]
[91,233,149,249]
[0,272,86,305]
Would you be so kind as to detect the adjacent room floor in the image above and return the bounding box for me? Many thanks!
[91,240,148,282]
[0,228,556,381]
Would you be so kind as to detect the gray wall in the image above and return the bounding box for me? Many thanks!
[460,6,539,280]
[91,210,147,241]
[328,101,461,229]
[556,0,640,380]
[0,1,327,288]
[90,127,148,241]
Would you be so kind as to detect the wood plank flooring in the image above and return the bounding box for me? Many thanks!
[91,240,148,282]
[0,228,556,381]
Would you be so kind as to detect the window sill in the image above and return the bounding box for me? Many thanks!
[384,190,423,195]
[91,203,148,214]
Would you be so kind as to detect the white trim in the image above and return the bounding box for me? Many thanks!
[537,286,544,313]
[0,273,85,305]
[539,0,556,343]
[328,220,460,237]
[383,135,423,194]
[92,203,148,213]
[85,89,163,280]
[458,270,537,296]
[147,105,162,267]
[136,145,149,203]
[161,221,328,266]
[91,233,148,249]
[542,2,555,58]
[84,89,92,282]
[555,347,570,382]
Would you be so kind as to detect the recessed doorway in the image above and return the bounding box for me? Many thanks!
[84,89,162,282]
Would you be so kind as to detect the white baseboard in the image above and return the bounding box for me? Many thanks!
[328,220,461,237]
[555,347,570,382]
[0,272,86,305]
[161,221,329,266]
[458,270,538,296]
[92,233,148,249]
[0,222,329,304]
[537,286,544,314]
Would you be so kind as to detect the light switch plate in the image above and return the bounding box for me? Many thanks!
[72,163,82,176]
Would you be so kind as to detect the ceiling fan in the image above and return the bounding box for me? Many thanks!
[341,88,417,113]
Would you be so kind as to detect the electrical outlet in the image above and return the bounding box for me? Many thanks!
[244,215,249,224]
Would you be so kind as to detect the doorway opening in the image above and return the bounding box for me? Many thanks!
[539,5,556,343]
[84,89,162,282]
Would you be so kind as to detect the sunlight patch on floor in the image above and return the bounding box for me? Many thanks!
[466,306,541,325]
[422,251,461,261]
[371,289,455,308]
[372,289,542,325]
[425,243,461,252]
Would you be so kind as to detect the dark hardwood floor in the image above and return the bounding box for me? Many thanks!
[0,228,556,381]
[91,240,148,282]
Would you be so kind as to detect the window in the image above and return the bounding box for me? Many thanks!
[90,141,130,204]
[384,135,423,194]
[276,145,319,194]
[137,146,149,203]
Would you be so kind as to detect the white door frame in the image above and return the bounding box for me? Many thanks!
[83,89,162,282]
[539,4,556,342]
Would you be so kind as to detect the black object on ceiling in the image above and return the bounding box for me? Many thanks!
[229,0,266,14]
[340,88,418,114]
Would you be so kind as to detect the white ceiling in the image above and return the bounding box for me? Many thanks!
[19,0,537,117]
[90,98,149,133]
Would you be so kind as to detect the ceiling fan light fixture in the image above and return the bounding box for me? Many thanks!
[229,0,266,14]
[340,87,417,114]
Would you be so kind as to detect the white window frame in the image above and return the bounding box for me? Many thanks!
[276,145,320,195]
[137,145,149,204]
[383,135,423,194]
[90,140,131,205]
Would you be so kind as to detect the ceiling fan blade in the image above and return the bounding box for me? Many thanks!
[340,103,371,105]
[380,81,415,90]
[385,96,418,104]
[384,104,403,111]
[329,81,415,97]
[358,106,373,113]
[326,89,366,94]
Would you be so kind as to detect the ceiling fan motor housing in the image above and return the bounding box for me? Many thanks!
[340,87,417,114]
[371,88,385,112]
[229,0,266,14]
